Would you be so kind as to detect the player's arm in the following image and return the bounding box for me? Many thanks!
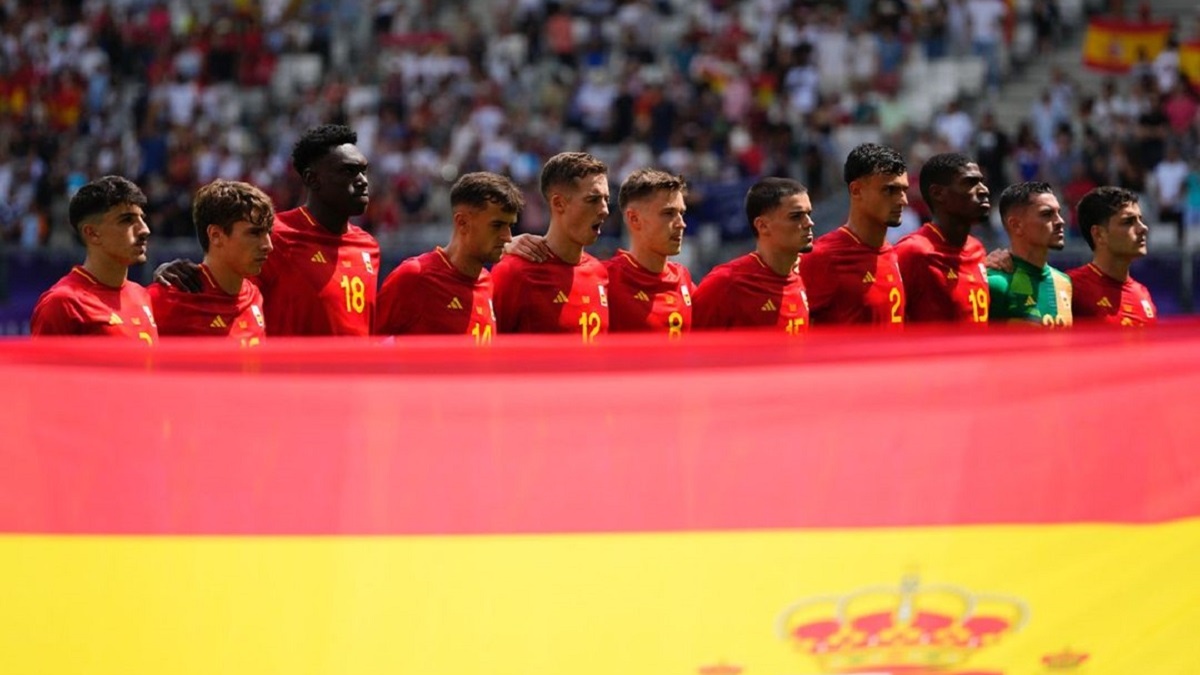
[503,233,553,263]
[985,271,1009,322]
[153,259,203,293]
[894,245,924,318]
[30,293,84,336]
[983,248,1013,273]
[797,251,833,320]
[145,283,177,336]
[489,259,524,333]
[374,260,422,336]
[690,270,730,330]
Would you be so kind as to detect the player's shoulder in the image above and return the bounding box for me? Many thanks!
[1065,264,1090,284]
[343,222,381,248]
[699,257,738,286]
[1048,265,1072,285]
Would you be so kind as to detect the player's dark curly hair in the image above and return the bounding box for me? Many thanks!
[68,175,147,233]
[843,143,907,185]
[618,168,687,210]
[1076,186,1139,251]
[450,172,526,213]
[291,124,357,175]
[744,177,807,238]
[193,180,276,252]
[918,152,973,206]
[998,181,1055,221]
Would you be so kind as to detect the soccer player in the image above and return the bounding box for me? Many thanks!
[987,181,1073,326]
[148,180,273,345]
[1067,186,1157,325]
[375,172,524,343]
[605,169,696,336]
[31,175,158,343]
[491,151,610,342]
[692,177,812,334]
[158,124,380,336]
[894,153,992,324]
[800,143,907,326]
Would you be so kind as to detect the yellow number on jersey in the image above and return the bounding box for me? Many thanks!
[889,287,903,323]
[339,275,366,313]
[785,317,806,335]
[578,311,601,343]
[471,322,493,345]
[968,287,989,323]
[667,311,684,339]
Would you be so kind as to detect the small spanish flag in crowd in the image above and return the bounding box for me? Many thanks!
[1082,17,1172,72]
[2,327,1200,674]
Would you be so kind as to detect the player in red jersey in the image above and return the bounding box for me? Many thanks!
[31,175,158,343]
[801,143,908,326]
[376,172,524,343]
[158,125,380,336]
[605,169,696,336]
[1068,186,1157,325]
[148,180,273,345]
[491,152,610,342]
[894,153,992,324]
[692,177,813,334]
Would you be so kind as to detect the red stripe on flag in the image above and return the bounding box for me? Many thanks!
[3,324,1200,535]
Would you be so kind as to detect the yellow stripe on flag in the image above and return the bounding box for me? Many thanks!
[4,521,1200,675]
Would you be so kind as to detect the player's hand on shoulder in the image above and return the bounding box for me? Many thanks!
[984,248,1013,273]
[504,233,551,262]
[154,259,203,292]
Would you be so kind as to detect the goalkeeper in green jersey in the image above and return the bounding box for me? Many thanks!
[987,182,1073,327]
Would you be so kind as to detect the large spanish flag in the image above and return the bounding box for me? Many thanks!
[3,325,1200,675]
[1183,41,1200,86]
[1082,17,1172,72]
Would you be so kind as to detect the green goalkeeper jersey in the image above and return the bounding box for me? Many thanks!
[987,255,1073,327]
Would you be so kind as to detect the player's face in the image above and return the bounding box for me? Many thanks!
[760,191,815,255]
[943,163,991,223]
[854,172,909,228]
[462,200,517,265]
[88,202,150,267]
[558,173,610,247]
[309,143,370,218]
[1017,192,1066,251]
[629,189,687,258]
[1097,201,1148,259]
[213,219,274,278]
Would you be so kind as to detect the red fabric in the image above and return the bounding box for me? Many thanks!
[375,248,495,340]
[895,223,990,324]
[148,264,265,343]
[692,252,808,332]
[3,323,1199,535]
[491,251,609,340]
[801,226,906,326]
[257,207,380,336]
[1067,264,1157,326]
[30,267,158,343]
[604,251,696,334]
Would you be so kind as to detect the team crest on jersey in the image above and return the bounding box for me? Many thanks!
[801,290,809,310]
[488,299,496,320]
[362,252,374,274]
[1142,299,1154,318]
[681,283,692,306]
[598,284,608,307]
[142,305,156,327]
[251,304,265,327]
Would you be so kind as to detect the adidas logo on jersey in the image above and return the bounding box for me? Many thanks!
[447,297,464,310]
[634,291,650,302]
[1026,296,1037,307]
[762,299,778,312]
[947,270,958,280]
[862,271,876,284]
[311,251,328,264]
[1097,297,1112,308]
[553,291,569,304]
[210,316,228,329]
[108,312,123,325]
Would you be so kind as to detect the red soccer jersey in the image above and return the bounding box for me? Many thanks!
[256,206,380,336]
[148,264,266,346]
[894,223,990,324]
[1067,263,1157,326]
[692,252,809,334]
[30,266,158,344]
[800,226,906,326]
[491,251,609,342]
[376,248,497,343]
[604,250,696,336]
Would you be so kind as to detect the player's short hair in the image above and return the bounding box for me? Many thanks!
[292,124,357,175]
[745,177,808,238]
[843,143,907,185]
[450,172,525,213]
[1077,186,1139,251]
[919,152,974,206]
[68,175,147,233]
[998,181,1055,222]
[192,180,275,252]
[618,168,687,210]
[539,151,608,199]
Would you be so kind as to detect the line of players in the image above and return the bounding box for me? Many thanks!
[31,125,1157,344]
